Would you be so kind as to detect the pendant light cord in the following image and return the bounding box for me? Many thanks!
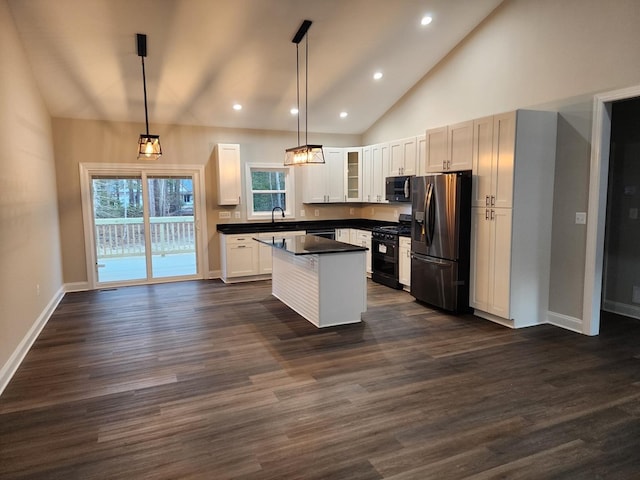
[296,43,300,146]
[305,34,308,146]
[141,55,150,136]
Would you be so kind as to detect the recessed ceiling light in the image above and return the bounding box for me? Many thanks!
[290,107,299,115]
[373,71,383,80]
[339,111,348,119]
[233,103,242,111]
[421,15,433,26]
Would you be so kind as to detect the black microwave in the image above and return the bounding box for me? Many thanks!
[385,175,412,202]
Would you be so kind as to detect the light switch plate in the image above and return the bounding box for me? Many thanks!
[219,211,231,219]
[575,212,587,224]
[314,209,319,217]
[234,211,241,219]
[300,210,305,217]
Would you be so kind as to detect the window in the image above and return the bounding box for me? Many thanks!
[245,164,295,220]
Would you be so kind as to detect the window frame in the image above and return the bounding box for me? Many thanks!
[245,163,296,221]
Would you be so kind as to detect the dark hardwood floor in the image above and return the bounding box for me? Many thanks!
[1,280,640,479]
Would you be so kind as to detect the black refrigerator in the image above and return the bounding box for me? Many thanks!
[410,171,472,312]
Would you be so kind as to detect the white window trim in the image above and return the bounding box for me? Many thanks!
[245,163,296,221]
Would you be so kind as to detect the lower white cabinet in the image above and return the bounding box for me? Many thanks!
[469,207,512,318]
[257,231,306,275]
[220,234,259,281]
[220,231,305,282]
[336,228,350,243]
[399,237,411,288]
[350,229,372,274]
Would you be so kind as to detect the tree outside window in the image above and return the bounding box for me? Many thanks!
[246,165,294,219]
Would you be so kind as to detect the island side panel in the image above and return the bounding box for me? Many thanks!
[271,249,321,326]
[317,251,367,327]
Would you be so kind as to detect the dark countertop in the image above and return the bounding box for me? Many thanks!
[216,218,397,235]
[254,234,368,255]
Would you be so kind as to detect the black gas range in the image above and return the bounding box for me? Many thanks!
[371,214,411,289]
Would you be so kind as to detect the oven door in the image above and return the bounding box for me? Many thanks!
[371,237,399,286]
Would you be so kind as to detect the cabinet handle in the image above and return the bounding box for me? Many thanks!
[485,209,489,220]
[237,245,246,248]
[443,160,447,170]
[490,209,495,220]
[491,195,495,206]
[485,195,490,206]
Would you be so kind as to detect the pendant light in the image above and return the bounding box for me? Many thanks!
[284,20,324,166]
[136,33,162,160]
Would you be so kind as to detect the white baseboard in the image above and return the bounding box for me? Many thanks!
[65,281,90,292]
[547,311,584,334]
[602,300,640,320]
[0,285,65,396]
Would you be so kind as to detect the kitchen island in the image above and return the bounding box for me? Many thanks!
[254,235,368,328]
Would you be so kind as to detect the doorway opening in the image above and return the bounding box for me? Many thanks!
[80,164,208,289]
[584,85,640,335]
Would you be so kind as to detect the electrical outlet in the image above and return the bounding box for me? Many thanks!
[234,211,241,219]
[629,208,638,220]
[219,211,231,219]
[394,209,398,218]
[36,284,40,296]
[314,209,320,217]
[370,207,375,215]
[349,208,354,215]
[575,212,586,224]
[300,210,305,217]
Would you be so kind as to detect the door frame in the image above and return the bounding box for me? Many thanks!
[583,84,640,335]
[79,163,209,289]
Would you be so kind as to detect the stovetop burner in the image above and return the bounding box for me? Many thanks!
[373,213,412,236]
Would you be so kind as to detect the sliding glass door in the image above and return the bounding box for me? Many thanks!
[87,170,202,286]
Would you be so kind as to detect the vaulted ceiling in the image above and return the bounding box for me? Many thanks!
[8,0,504,135]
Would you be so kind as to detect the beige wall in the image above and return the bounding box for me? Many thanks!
[363,0,640,322]
[0,0,62,381]
[52,118,361,283]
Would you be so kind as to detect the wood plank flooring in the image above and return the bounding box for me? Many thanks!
[1,279,640,479]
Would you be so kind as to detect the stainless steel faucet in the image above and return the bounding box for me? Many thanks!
[271,206,285,223]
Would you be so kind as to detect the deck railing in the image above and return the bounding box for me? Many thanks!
[95,217,195,258]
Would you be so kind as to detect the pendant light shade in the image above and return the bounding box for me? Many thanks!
[284,20,324,166]
[136,33,162,160]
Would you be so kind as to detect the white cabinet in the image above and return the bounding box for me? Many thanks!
[336,228,351,243]
[216,143,241,205]
[389,137,417,176]
[350,229,372,274]
[366,142,389,203]
[302,148,345,203]
[470,207,512,318]
[399,236,411,288]
[345,148,362,202]
[257,230,306,274]
[221,231,305,281]
[363,143,389,203]
[416,134,427,176]
[424,126,448,174]
[220,234,259,281]
[472,112,515,209]
[425,121,473,173]
[469,110,557,328]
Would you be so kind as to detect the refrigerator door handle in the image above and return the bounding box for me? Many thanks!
[426,183,435,246]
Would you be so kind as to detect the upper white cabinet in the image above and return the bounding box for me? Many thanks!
[345,148,362,202]
[216,143,241,205]
[389,137,417,176]
[425,120,473,173]
[469,109,557,328]
[472,112,515,209]
[424,126,448,174]
[302,147,345,203]
[362,143,389,203]
[416,134,427,176]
